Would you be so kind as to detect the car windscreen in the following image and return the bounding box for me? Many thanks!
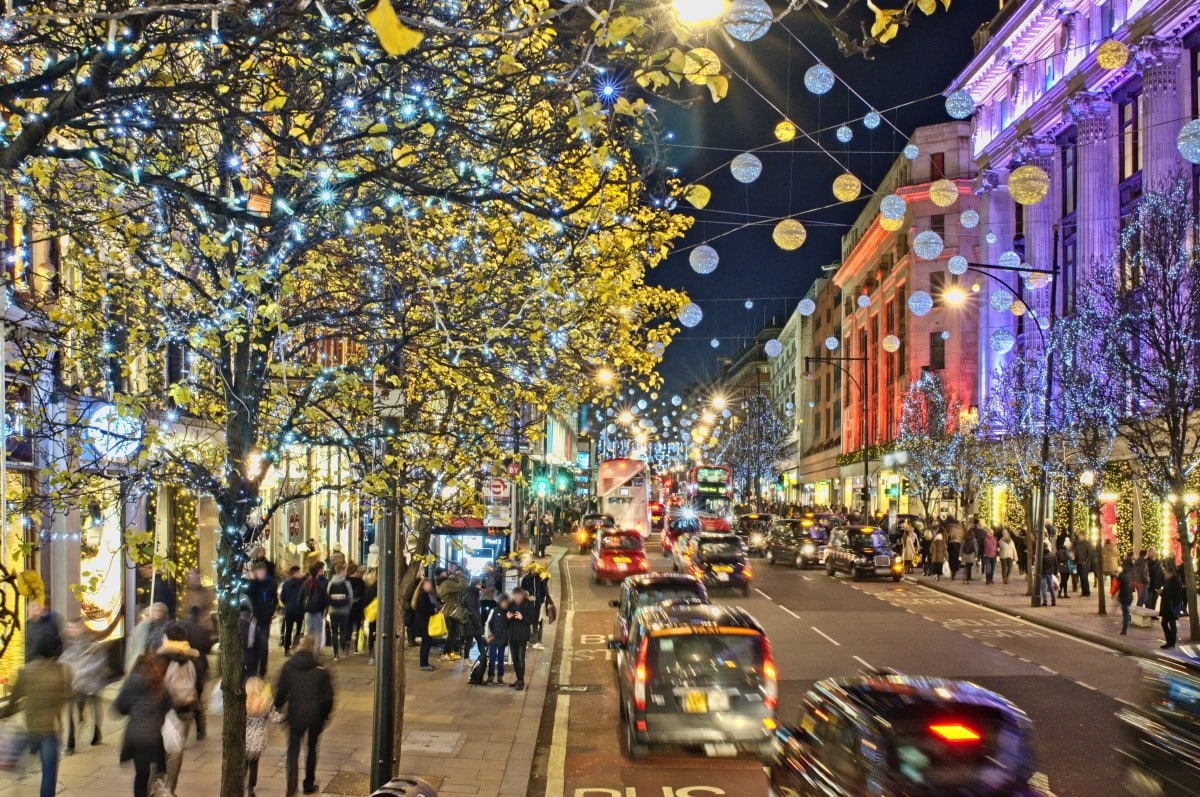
[697,539,743,558]
[885,704,1016,789]
[850,530,890,549]
[648,632,764,684]
[635,586,706,608]
[801,526,828,541]
[739,518,770,531]
[601,535,642,551]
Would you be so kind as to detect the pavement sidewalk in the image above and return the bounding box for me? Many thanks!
[0,547,565,797]
[912,570,1197,662]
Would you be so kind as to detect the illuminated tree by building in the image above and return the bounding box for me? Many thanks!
[896,370,959,523]
[718,393,787,511]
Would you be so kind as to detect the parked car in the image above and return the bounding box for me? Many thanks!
[609,602,779,763]
[576,513,615,553]
[764,518,829,569]
[1117,652,1200,796]
[683,533,753,596]
[825,525,904,581]
[769,672,1044,796]
[593,529,649,584]
[735,513,773,555]
[608,573,709,648]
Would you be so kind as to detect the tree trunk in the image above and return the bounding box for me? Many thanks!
[1023,494,1036,598]
[392,563,421,772]
[1174,504,1200,642]
[216,533,247,797]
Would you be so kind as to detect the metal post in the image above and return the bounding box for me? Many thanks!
[1031,226,1060,607]
[1,282,7,563]
[862,355,870,517]
[370,446,396,790]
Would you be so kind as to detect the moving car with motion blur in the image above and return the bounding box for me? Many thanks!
[825,525,904,582]
[593,529,649,584]
[608,573,709,648]
[662,509,700,556]
[650,500,666,533]
[764,518,829,570]
[680,533,753,596]
[575,513,615,553]
[735,513,773,555]
[1117,652,1200,796]
[609,602,779,764]
[769,673,1044,796]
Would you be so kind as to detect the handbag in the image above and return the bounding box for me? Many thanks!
[364,598,378,624]
[208,679,224,715]
[1110,578,1120,597]
[162,710,184,756]
[546,599,558,625]
[427,610,448,638]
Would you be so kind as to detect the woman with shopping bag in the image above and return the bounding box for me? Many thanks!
[412,578,443,671]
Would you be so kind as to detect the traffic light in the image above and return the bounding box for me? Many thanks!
[534,477,549,497]
[556,474,569,493]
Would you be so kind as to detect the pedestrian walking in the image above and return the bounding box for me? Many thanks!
[244,560,278,678]
[274,635,334,797]
[520,564,551,650]
[158,627,200,796]
[1,635,72,797]
[1074,531,1094,598]
[347,563,367,654]
[1039,543,1058,607]
[536,511,554,557]
[461,578,487,663]
[300,562,330,651]
[1145,548,1165,612]
[23,601,63,664]
[506,588,536,691]
[279,566,306,654]
[997,529,1016,585]
[114,654,171,797]
[929,532,947,580]
[919,525,932,576]
[412,578,441,671]
[1102,538,1119,597]
[363,570,379,665]
[1056,540,1073,599]
[244,677,271,797]
[480,564,500,625]
[960,532,978,582]
[946,523,962,581]
[1134,549,1150,606]
[1117,556,1136,635]
[327,563,353,661]
[176,605,214,739]
[126,603,169,673]
[902,526,918,574]
[1160,564,1185,649]
[60,620,107,753]
[982,528,998,584]
[485,594,511,685]
[436,567,468,661]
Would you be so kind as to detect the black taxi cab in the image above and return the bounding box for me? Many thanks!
[825,525,903,582]
[608,572,709,648]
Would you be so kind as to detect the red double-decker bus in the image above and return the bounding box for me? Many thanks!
[685,464,734,531]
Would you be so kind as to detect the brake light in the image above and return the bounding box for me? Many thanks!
[744,566,753,579]
[634,636,649,712]
[929,723,982,743]
[762,639,778,711]
[577,530,588,543]
[638,559,649,571]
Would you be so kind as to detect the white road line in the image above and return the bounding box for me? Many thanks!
[559,610,575,685]
[801,575,812,581]
[546,693,571,797]
[852,655,874,670]
[1075,680,1098,690]
[779,605,801,619]
[1040,665,1058,675]
[755,588,774,600]
[811,626,841,646]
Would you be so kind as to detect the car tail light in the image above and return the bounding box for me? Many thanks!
[762,638,778,711]
[638,559,649,571]
[744,566,753,579]
[929,723,982,743]
[634,636,649,712]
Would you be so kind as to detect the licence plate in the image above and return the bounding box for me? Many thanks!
[874,555,892,567]
[712,565,734,572]
[613,557,631,563]
[617,563,627,571]
[684,690,708,713]
[704,743,738,757]
[716,572,730,582]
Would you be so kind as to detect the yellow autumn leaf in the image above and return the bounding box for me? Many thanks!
[916,0,936,14]
[681,47,722,85]
[707,75,729,103]
[367,0,424,56]
[683,184,711,209]
[866,1,902,43]
[418,122,436,136]
[263,94,287,111]
[368,122,388,134]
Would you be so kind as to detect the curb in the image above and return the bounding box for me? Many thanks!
[911,576,1180,664]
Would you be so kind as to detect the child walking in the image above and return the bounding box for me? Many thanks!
[484,594,511,685]
[245,677,270,796]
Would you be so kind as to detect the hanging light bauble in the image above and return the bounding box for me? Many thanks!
[678,302,703,327]
[1025,271,1051,290]
[913,230,945,260]
[689,245,719,274]
[857,294,870,308]
[863,110,881,129]
[1097,39,1130,70]
[804,63,835,95]
[990,328,1016,354]
[832,173,861,202]
[1177,119,1200,164]
[723,0,773,42]
[798,298,817,316]
[960,209,980,229]
[773,218,807,250]
[710,338,720,348]
[903,144,919,160]
[989,289,1013,312]
[945,89,975,120]
[880,215,905,232]
[730,152,763,184]
[836,125,853,143]
[648,341,665,358]
[882,334,901,353]
[764,339,783,358]
[998,250,1021,270]
[985,230,998,244]
[940,330,951,341]
[824,336,840,351]
[1008,164,1050,205]
[1010,300,1028,317]
[929,178,958,208]
[880,194,907,220]
[774,120,797,142]
[948,255,969,275]
[908,290,934,316]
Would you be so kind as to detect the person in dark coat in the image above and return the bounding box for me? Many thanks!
[1145,548,1165,612]
[412,578,440,671]
[279,566,306,654]
[347,563,367,655]
[274,635,334,797]
[485,594,511,685]
[24,601,63,663]
[1073,532,1094,597]
[114,654,172,797]
[506,588,537,691]
[460,579,486,663]
[520,566,550,650]
[245,561,278,677]
[1160,563,1185,649]
[1039,544,1058,607]
[176,605,214,739]
[1117,556,1136,635]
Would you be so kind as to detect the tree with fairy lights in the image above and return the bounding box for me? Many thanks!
[718,393,787,511]
[896,370,958,525]
[1097,177,1200,641]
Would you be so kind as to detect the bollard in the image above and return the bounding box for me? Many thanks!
[370,776,439,797]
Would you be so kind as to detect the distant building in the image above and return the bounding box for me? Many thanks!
[797,276,843,508]
[768,307,803,503]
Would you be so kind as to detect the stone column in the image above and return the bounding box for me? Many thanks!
[1014,136,1057,319]
[1068,91,1116,281]
[973,169,1016,411]
[1136,35,1184,193]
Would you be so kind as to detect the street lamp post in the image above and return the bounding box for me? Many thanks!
[805,355,870,516]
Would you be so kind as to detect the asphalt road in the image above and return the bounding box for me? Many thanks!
[529,537,1145,797]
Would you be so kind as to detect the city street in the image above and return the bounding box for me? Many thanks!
[532,540,1145,797]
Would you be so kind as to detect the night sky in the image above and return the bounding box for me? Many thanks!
[650,3,999,393]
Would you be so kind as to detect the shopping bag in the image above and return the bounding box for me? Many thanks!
[208,679,224,715]
[427,611,447,638]
[1110,577,1120,597]
[0,720,28,771]
[162,710,184,756]
[357,626,367,653]
[546,599,558,625]
[364,598,378,624]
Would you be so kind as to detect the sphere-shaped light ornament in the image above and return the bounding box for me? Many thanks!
[945,89,976,120]
[836,125,853,143]
[1097,39,1130,70]
[824,336,839,351]
[929,178,958,208]
[948,255,969,276]
[764,338,783,358]
[723,0,773,42]
[832,173,861,202]
[863,110,881,129]
[882,334,901,353]
[1008,164,1050,205]
[798,298,816,317]
[880,194,907,220]
[773,218,807,250]
[774,120,797,142]
[1010,300,1028,317]
[960,209,980,229]
[730,152,763,184]
[990,328,1016,354]
[908,290,933,317]
[678,302,703,327]
[671,394,682,406]
[1025,271,1051,290]
[880,215,905,232]
[903,144,919,160]
[856,294,870,309]
[689,245,719,274]
[804,63,835,95]
[1177,119,1200,165]
[913,230,945,260]
[940,330,951,341]
[637,399,648,410]
[710,338,720,348]
[989,289,1013,312]
[985,230,998,244]
[744,299,754,309]
[648,341,665,358]
[998,250,1021,270]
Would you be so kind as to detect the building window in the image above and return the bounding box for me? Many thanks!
[929,332,946,370]
[896,285,907,376]
[930,271,949,304]
[1061,234,1078,315]
[1044,53,1056,90]
[1119,92,1141,182]
[1060,131,1078,217]
[1191,44,1200,218]
[1000,97,1011,128]
[1100,1,1115,36]
[930,214,945,237]
[930,152,945,180]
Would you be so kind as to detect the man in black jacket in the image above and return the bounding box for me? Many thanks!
[245,561,278,678]
[279,566,305,654]
[506,589,537,691]
[176,605,214,739]
[275,635,334,796]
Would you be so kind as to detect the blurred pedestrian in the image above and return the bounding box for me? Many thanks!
[1074,531,1094,597]
[436,567,467,661]
[158,627,200,796]
[520,565,550,651]
[300,562,329,651]
[946,523,962,581]
[1056,540,1073,599]
[1040,543,1058,607]
[412,578,440,671]
[982,528,998,585]
[902,526,918,575]
[919,525,932,576]
[1102,538,1120,595]
[1160,564,1185,649]
[244,677,271,797]
[279,566,306,654]
[997,529,1016,585]
[23,600,63,664]
[274,635,334,797]
[362,569,379,665]
[176,605,214,739]
[327,562,352,661]
[960,531,978,582]
[245,560,278,677]
[1,635,72,797]
[1134,549,1150,606]
[1117,555,1136,635]
[126,603,170,673]
[461,578,487,663]
[347,563,366,655]
[60,620,107,752]
[1145,548,1164,612]
[536,511,554,558]
[114,654,171,797]
[506,589,536,691]
[929,532,947,581]
[485,594,511,685]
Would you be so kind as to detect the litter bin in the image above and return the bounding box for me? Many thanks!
[370,777,439,797]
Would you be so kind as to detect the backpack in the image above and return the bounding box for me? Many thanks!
[165,660,197,710]
[300,577,325,613]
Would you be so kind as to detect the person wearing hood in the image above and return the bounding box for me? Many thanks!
[115,653,172,797]
[2,635,72,797]
[24,600,63,664]
[60,620,108,752]
[327,562,352,661]
[279,566,306,654]
[158,627,200,796]
[245,560,278,678]
[436,567,468,661]
[929,532,948,581]
[126,602,170,673]
[274,635,334,796]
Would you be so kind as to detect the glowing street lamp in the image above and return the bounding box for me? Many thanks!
[711,395,727,410]
[943,285,967,306]
[596,368,615,386]
[672,0,728,25]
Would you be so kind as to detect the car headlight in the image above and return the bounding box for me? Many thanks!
[802,544,815,555]
[750,533,764,546]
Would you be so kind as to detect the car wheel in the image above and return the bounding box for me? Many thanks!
[794,553,804,569]
[766,551,775,565]
[623,719,649,761]
[892,574,903,582]
[851,569,863,582]
[619,696,627,720]
[740,583,751,597]
[825,561,835,577]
